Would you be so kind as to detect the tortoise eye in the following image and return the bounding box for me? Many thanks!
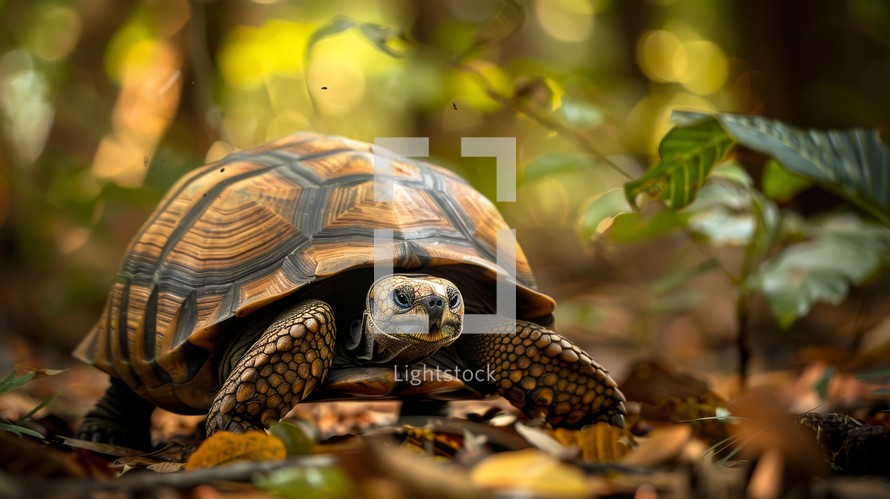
[392,288,412,310]
[447,287,461,310]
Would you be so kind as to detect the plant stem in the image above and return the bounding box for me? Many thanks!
[450,59,633,180]
[736,291,750,389]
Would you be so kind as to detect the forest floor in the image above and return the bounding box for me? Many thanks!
[1,327,889,499]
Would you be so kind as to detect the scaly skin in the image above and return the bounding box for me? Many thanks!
[75,377,155,449]
[205,300,336,434]
[458,321,626,428]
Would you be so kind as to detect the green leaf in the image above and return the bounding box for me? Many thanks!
[306,17,405,61]
[522,153,596,183]
[268,419,317,456]
[579,188,631,241]
[749,214,890,328]
[0,420,45,440]
[625,117,733,210]
[762,159,812,201]
[607,210,687,243]
[690,112,890,225]
[254,464,353,499]
[22,392,61,421]
[0,372,35,395]
[683,166,757,246]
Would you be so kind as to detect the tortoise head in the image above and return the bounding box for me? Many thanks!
[347,274,464,364]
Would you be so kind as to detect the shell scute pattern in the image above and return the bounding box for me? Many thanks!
[75,132,554,411]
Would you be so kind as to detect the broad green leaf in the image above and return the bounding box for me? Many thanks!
[625,117,733,210]
[579,188,631,241]
[607,210,687,243]
[691,112,890,225]
[522,153,596,183]
[762,159,812,201]
[580,188,687,243]
[682,163,772,247]
[750,215,890,329]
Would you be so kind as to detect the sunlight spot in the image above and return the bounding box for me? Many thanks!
[57,226,90,254]
[0,51,54,165]
[27,5,81,62]
[637,30,685,83]
[678,40,728,95]
[536,0,594,42]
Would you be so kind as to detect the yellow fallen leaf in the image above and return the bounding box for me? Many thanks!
[621,424,692,467]
[551,422,635,462]
[185,431,286,471]
[470,449,589,498]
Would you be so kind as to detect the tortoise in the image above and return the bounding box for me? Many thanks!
[74,132,626,449]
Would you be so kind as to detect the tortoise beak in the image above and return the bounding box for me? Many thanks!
[419,294,445,332]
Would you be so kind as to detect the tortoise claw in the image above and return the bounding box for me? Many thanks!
[610,413,626,429]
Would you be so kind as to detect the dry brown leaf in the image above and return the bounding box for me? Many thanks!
[621,424,692,467]
[747,447,783,499]
[551,422,635,462]
[639,391,731,442]
[620,358,712,405]
[731,390,828,476]
[185,431,286,471]
[515,422,577,459]
[470,449,589,498]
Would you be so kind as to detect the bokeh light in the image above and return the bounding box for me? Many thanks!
[535,0,595,43]
[0,0,884,357]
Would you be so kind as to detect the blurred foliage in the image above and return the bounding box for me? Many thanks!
[586,113,890,380]
[0,371,59,439]
[0,0,887,377]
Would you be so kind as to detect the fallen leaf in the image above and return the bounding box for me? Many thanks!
[516,422,577,459]
[185,431,286,471]
[620,358,712,405]
[254,463,353,499]
[747,447,783,499]
[269,419,317,456]
[551,422,635,462]
[621,424,692,467]
[470,449,589,498]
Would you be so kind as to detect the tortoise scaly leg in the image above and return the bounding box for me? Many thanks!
[205,300,335,435]
[457,320,626,428]
[75,377,155,450]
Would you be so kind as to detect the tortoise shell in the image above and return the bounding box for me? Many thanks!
[75,132,556,412]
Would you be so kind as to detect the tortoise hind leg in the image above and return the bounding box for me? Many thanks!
[206,300,335,435]
[455,320,626,428]
[75,377,155,450]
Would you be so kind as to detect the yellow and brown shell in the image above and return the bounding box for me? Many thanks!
[75,132,555,412]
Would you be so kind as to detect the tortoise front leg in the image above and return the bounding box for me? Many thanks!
[457,320,626,428]
[75,377,155,450]
[205,300,335,435]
